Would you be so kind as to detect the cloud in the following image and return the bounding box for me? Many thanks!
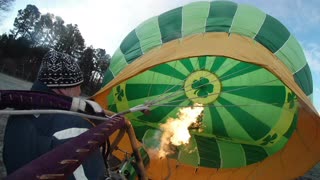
[304,43,320,73]
[314,87,320,113]
[297,0,320,24]
[302,42,320,113]
[34,0,184,54]
[232,0,320,34]
[2,0,320,55]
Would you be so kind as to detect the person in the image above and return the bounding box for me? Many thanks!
[3,50,105,179]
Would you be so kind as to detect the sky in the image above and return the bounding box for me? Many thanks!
[0,0,319,112]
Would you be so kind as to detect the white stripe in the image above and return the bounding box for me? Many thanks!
[73,165,88,180]
[53,128,88,140]
[79,99,87,112]
[71,97,81,111]
[46,80,83,87]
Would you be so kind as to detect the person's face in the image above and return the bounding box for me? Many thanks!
[67,85,81,97]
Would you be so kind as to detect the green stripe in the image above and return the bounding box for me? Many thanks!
[220,62,261,81]
[308,94,313,101]
[149,63,187,80]
[219,92,283,129]
[107,94,117,112]
[189,57,201,70]
[194,135,221,168]
[213,101,253,142]
[119,30,143,63]
[222,68,282,87]
[178,135,199,166]
[168,60,193,77]
[275,35,307,73]
[206,1,237,32]
[263,138,288,155]
[142,129,161,149]
[125,84,182,101]
[158,7,182,43]
[107,104,117,113]
[102,68,115,86]
[283,111,298,139]
[180,58,194,73]
[209,106,229,138]
[127,68,182,85]
[109,48,128,76]
[203,56,215,70]
[254,14,290,53]
[135,16,162,53]
[132,121,157,141]
[128,96,151,112]
[214,58,240,76]
[198,56,207,69]
[202,108,213,134]
[242,144,268,165]
[137,95,187,123]
[182,1,210,37]
[294,64,313,96]
[217,97,271,140]
[218,140,246,168]
[229,4,266,38]
[223,86,286,107]
[210,56,226,72]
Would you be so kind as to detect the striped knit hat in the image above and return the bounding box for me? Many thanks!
[37,50,84,88]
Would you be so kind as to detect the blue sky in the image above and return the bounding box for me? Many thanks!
[1,0,319,112]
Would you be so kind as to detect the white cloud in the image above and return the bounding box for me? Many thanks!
[0,0,184,53]
[302,43,320,112]
[35,0,187,54]
[304,43,320,73]
[314,87,320,113]
[2,0,320,55]
[230,0,320,34]
[297,0,320,24]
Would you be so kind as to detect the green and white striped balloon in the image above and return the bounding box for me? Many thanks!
[99,1,312,168]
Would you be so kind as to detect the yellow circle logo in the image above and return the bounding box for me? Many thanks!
[184,70,221,104]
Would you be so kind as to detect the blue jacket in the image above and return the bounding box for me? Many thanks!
[3,81,105,179]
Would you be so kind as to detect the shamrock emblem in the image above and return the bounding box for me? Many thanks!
[287,92,296,109]
[115,85,124,101]
[260,133,278,146]
[191,77,214,98]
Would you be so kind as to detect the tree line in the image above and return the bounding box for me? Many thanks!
[0,4,111,96]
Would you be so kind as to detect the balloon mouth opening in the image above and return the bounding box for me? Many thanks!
[184,70,221,104]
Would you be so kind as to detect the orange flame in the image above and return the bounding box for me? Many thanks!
[158,103,204,158]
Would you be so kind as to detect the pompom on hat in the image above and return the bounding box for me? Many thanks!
[37,50,84,88]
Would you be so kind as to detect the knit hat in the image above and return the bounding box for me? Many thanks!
[37,50,84,88]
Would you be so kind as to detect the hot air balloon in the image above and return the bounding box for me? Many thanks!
[93,1,320,179]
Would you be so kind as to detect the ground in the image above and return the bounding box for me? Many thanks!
[0,73,33,90]
[0,73,319,179]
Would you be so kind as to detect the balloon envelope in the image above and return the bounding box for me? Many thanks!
[93,1,320,179]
